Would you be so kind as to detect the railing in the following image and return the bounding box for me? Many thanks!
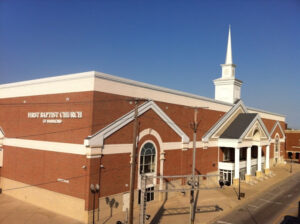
[219,157,265,170]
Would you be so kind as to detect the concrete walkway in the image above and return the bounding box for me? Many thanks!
[159,163,300,224]
[103,163,300,224]
[0,163,299,224]
[0,194,82,224]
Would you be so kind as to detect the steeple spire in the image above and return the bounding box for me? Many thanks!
[220,25,236,79]
[225,25,233,64]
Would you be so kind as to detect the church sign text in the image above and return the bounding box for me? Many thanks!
[28,111,83,124]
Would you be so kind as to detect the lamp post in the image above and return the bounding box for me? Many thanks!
[290,156,293,173]
[90,184,100,224]
[238,172,241,200]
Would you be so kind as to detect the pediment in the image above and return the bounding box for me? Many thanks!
[217,114,271,147]
[244,120,268,141]
[269,121,285,139]
[84,101,189,148]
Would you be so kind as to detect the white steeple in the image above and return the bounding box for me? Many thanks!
[225,25,233,64]
[221,25,236,79]
[213,26,242,104]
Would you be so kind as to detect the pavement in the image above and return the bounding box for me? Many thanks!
[214,170,300,224]
[132,163,300,224]
[0,163,299,224]
[0,194,82,224]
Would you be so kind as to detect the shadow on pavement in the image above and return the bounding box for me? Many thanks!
[150,182,223,223]
[150,205,223,223]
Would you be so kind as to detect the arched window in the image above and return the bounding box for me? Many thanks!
[275,136,279,152]
[253,129,260,141]
[140,142,156,174]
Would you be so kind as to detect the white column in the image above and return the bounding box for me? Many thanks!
[234,148,240,179]
[246,147,251,175]
[257,146,262,172]
[266,145,270,169]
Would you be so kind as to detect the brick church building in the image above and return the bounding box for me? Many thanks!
[0,28,286,223]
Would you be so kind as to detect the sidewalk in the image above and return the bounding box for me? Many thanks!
[1,163,299,224]
[0,194,82,224]
[106,163,300,224]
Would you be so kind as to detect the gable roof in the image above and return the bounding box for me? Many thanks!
[202,100,248,142]
[220,114,257,139]
[84,100,190,148]
[217,113,271,149]
[270,121,285,139]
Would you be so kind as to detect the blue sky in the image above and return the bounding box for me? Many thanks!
[1,0,299,128]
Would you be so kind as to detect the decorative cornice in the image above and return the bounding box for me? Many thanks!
[213,78,243,86]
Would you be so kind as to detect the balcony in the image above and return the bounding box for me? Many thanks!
[219,157,265,170]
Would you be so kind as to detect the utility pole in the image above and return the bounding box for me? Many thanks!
[190,108,199,224]
[128,99,139,224]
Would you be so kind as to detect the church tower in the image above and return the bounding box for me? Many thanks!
[213,26,242,104]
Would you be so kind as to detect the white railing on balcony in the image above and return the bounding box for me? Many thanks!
[219,157,265,171]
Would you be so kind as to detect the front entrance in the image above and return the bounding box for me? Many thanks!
[219,169,233,185]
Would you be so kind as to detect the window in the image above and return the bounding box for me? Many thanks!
[275,137,279,152]
[223,148,231,161]
[140,142,156,174]
[296,153,299,160]
[240,148,246,160]
[288,152,293,159]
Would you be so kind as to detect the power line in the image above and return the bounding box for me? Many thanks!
[2,164,131,192]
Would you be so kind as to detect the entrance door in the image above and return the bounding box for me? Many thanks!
[220,169,232,185]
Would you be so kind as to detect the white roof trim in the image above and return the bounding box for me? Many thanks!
[270,121,285,139]
[0,127,4,138]
[202,100,248,142]
[84,101,189,147]
[0,71,285,120]
[239,115,271,142]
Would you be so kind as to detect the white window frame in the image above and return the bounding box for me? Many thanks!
[138,140,157,189]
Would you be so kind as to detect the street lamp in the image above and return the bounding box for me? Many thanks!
[290,155,293,173]
[90,184,100,224]
[238,173,241,200]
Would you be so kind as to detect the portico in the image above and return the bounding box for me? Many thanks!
[218,113,271,185]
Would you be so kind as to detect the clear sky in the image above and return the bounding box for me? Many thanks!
[1,0,299,128]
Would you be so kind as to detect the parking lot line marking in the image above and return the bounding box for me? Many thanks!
[247,204,259,209]
[265,192,277,196]
[217,221,233,224]
[259,198,282,205]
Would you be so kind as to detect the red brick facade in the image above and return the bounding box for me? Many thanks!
[0,88,287,213]
[284,130,300,161]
